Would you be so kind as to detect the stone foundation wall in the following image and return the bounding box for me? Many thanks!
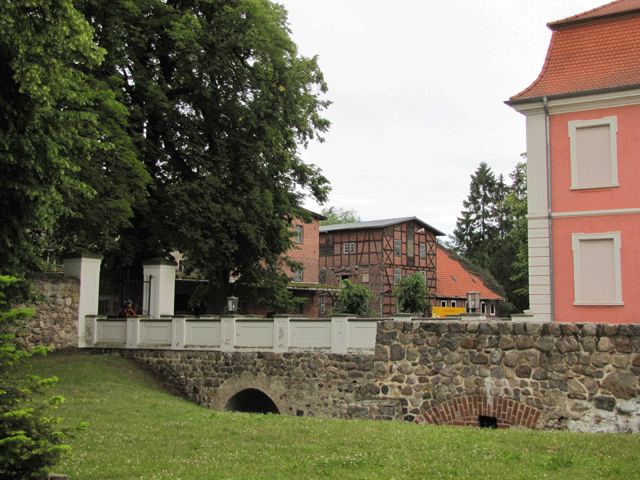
[374,320,640,432]
[118,319,640,433]
[125,350,393,419]
[19,274,79,350]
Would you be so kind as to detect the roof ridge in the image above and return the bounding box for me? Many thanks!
[548,0,640,29]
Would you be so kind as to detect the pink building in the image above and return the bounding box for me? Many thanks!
[508,0,640,323]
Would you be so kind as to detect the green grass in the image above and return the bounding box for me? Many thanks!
[24,352,640,479]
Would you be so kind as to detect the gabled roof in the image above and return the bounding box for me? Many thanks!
[319,217,445,236]
[508,0,640,104]
[435,245,502,301]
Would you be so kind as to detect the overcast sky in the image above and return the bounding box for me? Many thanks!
[279,0,605,236]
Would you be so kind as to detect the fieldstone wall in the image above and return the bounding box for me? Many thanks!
[19,274,79,350]
[117,319,640,433]
[374,320,640,432]
[125,349,400,420]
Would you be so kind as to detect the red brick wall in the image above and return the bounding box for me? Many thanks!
[285,217,320,283]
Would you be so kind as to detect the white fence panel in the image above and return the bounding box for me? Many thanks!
[235,320,274,348]
[290,320,331,349]
[95,320,126,345]
[185,320,221,348]
[139,320,172,346]
[347,320,378,350]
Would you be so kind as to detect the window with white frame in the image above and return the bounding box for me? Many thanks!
[419,243,427,258]
[451,300,457,308]
[481,302,486,314]
[572,232,623,305]
[394,239,402,256]
[440,300,447,307]
[394,268,401,284]
[490,303,496,316]
[568,116,618,189]
[343,242,356,254]
[294,225,304,243]
[292,267,304,282]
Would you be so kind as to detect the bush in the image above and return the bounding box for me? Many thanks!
[335,280,373,316]
[394,273,428,315]
[0,276,74,479]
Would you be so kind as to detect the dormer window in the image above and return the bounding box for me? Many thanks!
[294,225,304,243]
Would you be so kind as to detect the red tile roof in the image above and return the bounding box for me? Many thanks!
[509,0,640,103]
[435,246,502,301]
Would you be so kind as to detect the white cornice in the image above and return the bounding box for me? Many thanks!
[552,207,640,218]
[510,88,640,116]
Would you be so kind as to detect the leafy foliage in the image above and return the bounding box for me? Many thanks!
[0,0,149,273]
[320,206,361,225]
[394,273,428,314]
[0,276,74,479]
[78,0,331,310]
[335,280,373,316]
[451,161,528,313]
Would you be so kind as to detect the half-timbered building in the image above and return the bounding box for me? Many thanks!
[319,217,444,316]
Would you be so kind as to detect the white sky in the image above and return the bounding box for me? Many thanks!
[280,0,605,236]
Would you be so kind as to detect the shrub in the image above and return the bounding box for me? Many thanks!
[0,276,74,479]
[335,280,373,316]
[394,273,428,314]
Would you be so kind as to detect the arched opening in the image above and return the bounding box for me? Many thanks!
[225,388,280,414]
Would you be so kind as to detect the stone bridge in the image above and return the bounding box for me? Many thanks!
[93,317,640,433]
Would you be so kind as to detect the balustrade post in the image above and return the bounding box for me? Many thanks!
[220,315,236,352]
[273,315,290,352]
[141,258,176,319]
[331,314,350,354]
[172,317,186,349]
[85,315,98,347]
[126,317,140,348]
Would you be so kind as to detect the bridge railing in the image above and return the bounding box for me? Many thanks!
[83,314,379,354]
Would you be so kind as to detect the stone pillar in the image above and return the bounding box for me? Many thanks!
[273,315,290,353]
[220,315,236,352]
[63,252,103,348]
[331,314,350,354]
[142,258,176,319]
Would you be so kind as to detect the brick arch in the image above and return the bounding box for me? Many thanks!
[419,395,541,429]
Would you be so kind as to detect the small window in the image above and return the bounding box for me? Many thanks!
[361,268,369,283]
[394,239,402,256]
[319,296,326,314]
[568,116,618,189]
[319,270,326,283]
[451,300,457,308]
[572,232,622,305]
[394,268,401,284]
[294,225,304,243]
[490,303,496,316]
[481,302,486,314]
[440,300,447,307]
[419,243,427,258]
[343,242,356,255]
[292,267,304,282]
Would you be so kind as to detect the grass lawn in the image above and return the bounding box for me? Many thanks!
[24,352,640,480]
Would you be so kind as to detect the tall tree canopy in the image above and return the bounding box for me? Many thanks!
[451,161,528,313]
[320,206,361,225]
[78,0,331,310]
[0,0,149,274]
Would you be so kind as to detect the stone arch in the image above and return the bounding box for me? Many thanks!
[418,395,542,429]
[225,388,280,414]
[209,372,289,414]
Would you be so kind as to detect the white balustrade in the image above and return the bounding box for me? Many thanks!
[88,314,379,353]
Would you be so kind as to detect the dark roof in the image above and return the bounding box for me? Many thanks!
[301,207,326,221]
[509,0,640,104]
[319,217,445,236]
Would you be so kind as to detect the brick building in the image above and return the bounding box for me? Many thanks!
[319,217,444,316]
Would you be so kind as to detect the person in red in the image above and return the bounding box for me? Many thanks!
[118,299,137,318]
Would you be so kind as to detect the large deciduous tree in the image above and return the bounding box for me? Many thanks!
[79,0,331,311]
[0,0,149,274]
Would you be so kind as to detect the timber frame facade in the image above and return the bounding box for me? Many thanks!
[319,217,444,316]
